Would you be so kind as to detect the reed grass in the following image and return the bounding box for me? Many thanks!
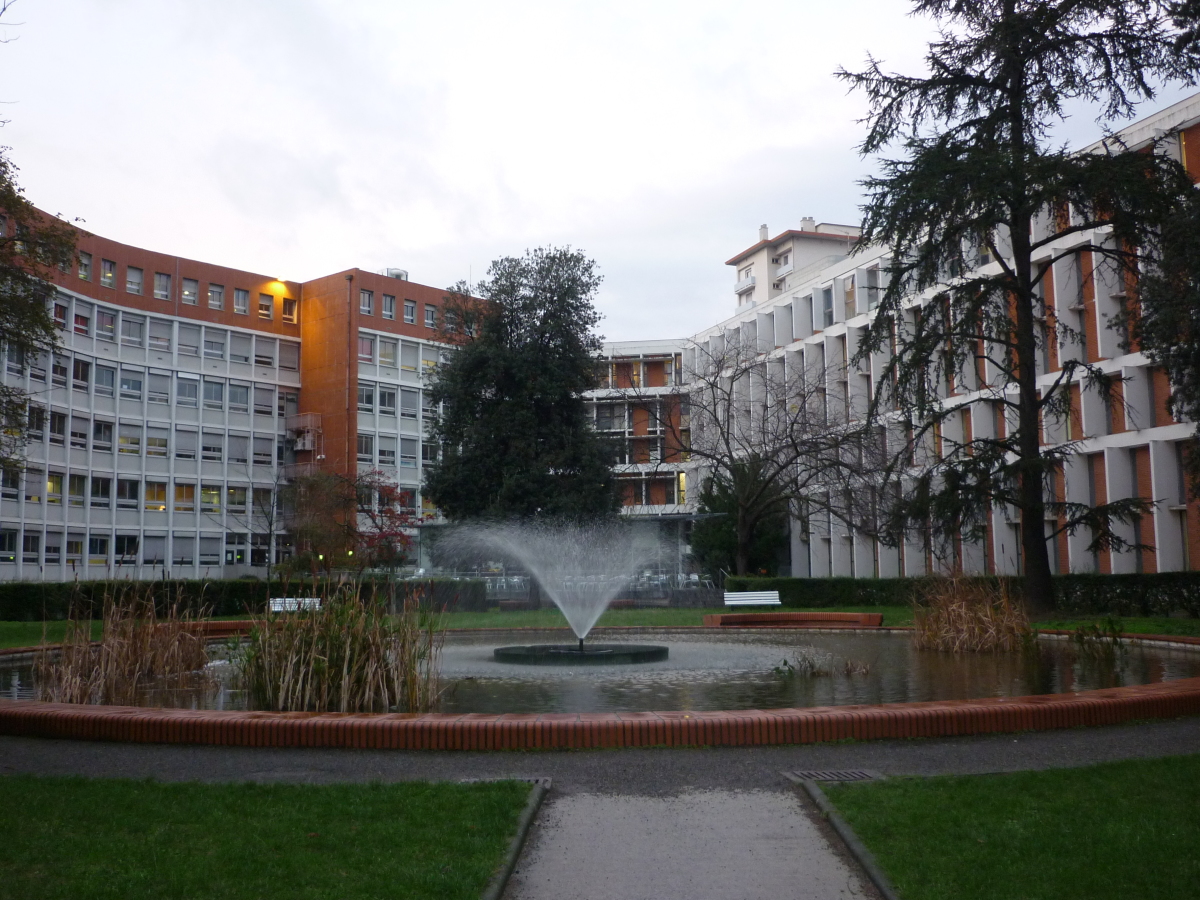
[912,577,1032,652]
[237,584,443,713]
[34,585,210,705]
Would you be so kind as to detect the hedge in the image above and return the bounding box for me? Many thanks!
[0,577,488,621]
[724,572,1200,618]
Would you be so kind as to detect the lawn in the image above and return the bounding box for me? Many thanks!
[824,754,1200,900]
[0,775,531,900]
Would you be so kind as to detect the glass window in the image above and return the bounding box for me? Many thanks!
[90,476,111,507]
[126,266,144,295]
[172,535,195,565]
[174,483,196,512]
[203,331,226,359]
[356,433,374,463]
[177,376,199,407]
[115,534,138,561]
[254,337,276,367]
[49,412,66,445]
[0,531,15,563]
[200,484,221,512]
[403,299,416,324]
[65,537,83,562]
[360,290,373,315]
[148,373,170,404]
[382,295,395,320]
[254,386,274,415]
[258,293,273,319]
[88,536,109,564]
[208,284,224,309]
[122,315,145,346]
[145,481,167,511]
[174,429,197,460]
[279,390,298,418]
[92,421,113,451]
[119,371,143,399]
[378,340,397,368]
[68,474,86,506]
[252,436,273,465]
[182,278,199,305]
[400,437,418,468]
[27,407,44,440]
[117,425,141,455]
[95,366,115,397]
[234,288,249,315]
[279,341,299,371]
[23,533,40,563]
[0,468,17,500]
[282,298,297,323]
[357,336,374,362]
[177,324,200,356]
[100,259,116,288]
[153,272,171,301]
[23,468,41,503]
[424,305,436,328]
[53,303,67,329]
[358,383,374,412]
[400,342,418,371]
[117,479,139,509]
[203,380,224,410]
[228,383,249,412]
[97,310,116,341]
[72,358,90,390]
[146,429,168,457]
[228,434,249,463]
[400,389,418,419]
[201,432,223,461]
[378,437,396,467]
[379,387,396,415]
[78,251,92,281]
[230,334,252,364]
[46,473,63,505]
[74,311,90,336]
[227,486,248,512]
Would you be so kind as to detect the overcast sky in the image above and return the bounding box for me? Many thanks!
[0,1,1194,341]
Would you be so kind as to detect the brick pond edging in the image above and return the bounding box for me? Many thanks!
[1,630,1199,751]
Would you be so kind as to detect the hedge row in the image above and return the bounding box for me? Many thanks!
[0,577,488,621]
[724,572,1200,618]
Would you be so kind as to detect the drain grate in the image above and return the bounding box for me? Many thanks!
[787,769,882,783]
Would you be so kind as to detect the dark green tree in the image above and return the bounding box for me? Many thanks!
[688,462,790,579]
[841,0,1200,611]
[423,247,617,520]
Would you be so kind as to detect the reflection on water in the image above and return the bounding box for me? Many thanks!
[3,629,1198,714]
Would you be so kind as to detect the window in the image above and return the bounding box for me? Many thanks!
[88,536,109,565]
[148,373,170,404]
[115,534,138,562]
[90,476,111,508]
[403,299,416,324]
[203,380,224,410]
[400,342,418,371]
[279,341,299,371]
[51,354,67,385]
[203,332,226,359]
[357,433,374,463]
[258,293,273,319]
[378,340,397,368]
[279,391,298,418]
[126,266,144,295]
[400,437,418,468]
[358,383,374,412]
[0,531,15,563]
[70,417,88,449]
[27,407,44,440]
[23,533,40,563]
[175,429,197,460]
[228,434,248,464]
[254,337,276,367]
[24,468,41,503]
[146,428,168,457]
[92,421,113,451]
[201,432,223,461]
[378,437,396,467]
[253,488,273,517]
[208,284,224,310]
[46,473,63,505]
[44,534,61,563]
[72,359,90,390]
[230,334,251,364]
[225,532,247,564]
[282,298,297,323]
[49,413,66,446]
[101,259,116,288]
[68,474,86,507]
[172,535,195,566]
[182,278,199,305]
[254,386,274,415]
[74,311,90,336]
[122,316,145,347]
[424,305,436,328]
[29,351,45,382]
[382,295,395,320]
[118,425,141,455]
[822,287,834,328]
[400,388,418,419]
[95,366,115,397]
[252,436,273,466]
[226,486,248,512]
[78,251,92,281]
[154,272,171,301]
[228,383,249,412]
[234,288,249,315]
[176,376,199,407]
[145,481,167,511]
[200,484,221,512]
[53,302,67,329]
[178,324,200,356]
[0,469,17,499]
[357,336,374,362]
[116,479,138,509]
[119,371,143,400]
[360,289,374,315]
[379,387,396,415]
[174,483,196,512]
[97,310,116,341]
[65,537,83,563]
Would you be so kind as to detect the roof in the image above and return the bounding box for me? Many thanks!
[725,229,859,266]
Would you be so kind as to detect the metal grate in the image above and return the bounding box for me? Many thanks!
[787,769,881,783]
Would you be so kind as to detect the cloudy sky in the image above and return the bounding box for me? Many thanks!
[0,1,1193,341]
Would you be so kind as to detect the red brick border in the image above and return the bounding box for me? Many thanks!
[702,612,884,627]
[2,630,1199,750]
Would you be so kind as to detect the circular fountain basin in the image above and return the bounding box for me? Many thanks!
[493,643,669,665]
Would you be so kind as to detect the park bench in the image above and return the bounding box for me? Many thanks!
[268,597,321,613]
[723,590,782,606]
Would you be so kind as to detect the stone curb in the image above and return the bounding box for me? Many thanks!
[481,778,550,900]
[783,772,901,900]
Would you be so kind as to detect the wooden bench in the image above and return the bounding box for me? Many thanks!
[723,590,782,606]
[268,597,321,613]
[703,611,884,628]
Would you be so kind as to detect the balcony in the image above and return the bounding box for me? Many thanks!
[773,261,794,279]
[733,275,756,295]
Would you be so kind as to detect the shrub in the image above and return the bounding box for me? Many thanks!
[912,577,1032,652]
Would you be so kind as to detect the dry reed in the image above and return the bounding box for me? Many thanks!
[911,577,1033,653]
[236,584,443,714]
[35,586,211,705]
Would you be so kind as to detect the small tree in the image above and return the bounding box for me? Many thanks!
[424,247,617,520]
[840,0,1200,611]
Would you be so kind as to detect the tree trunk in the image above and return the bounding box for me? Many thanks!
[735,509,750,576]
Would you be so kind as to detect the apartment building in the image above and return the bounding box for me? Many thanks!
[688,91,1200,580]
[0,224,448,581]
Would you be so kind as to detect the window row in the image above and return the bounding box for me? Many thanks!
[356,383,434,418]
[23,415,282,463]
[359,290,433,327]
[2,470,275,515]
[74,254,297,322]
[355,434,426,468]
[0,529,280,566]
[356,334,442,369]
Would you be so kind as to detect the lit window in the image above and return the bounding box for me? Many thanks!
[382,295,395,320]
[379,340,397,367]
[46,473,63,505]
[234,288,249,315]
[227,486,248,512]
[146,434,168,457]
[208,284,224,309]
[117,427,141,456]
[126,266,143,295]
[78,251,92,281]
[200,484,221,512]
[145,481,167,511]
[282,298,297,323]
[182,278,199,305]
[404,300,416,324]
[174,483,196,512]
[68,474,86,507]
[258,293,273,319]
[153,272,171,301]
[100,259,116,288]
[360,290,374,315]
[358,336,374,362]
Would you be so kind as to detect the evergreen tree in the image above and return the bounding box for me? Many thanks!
[423,247,617,520]
[688,462,790,578]
[841,0,1200,611]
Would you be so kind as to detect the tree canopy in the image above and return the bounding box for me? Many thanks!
[841,0,1200,610]
[423,247,617,520]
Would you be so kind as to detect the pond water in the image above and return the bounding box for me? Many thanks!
[3,628,1198,715]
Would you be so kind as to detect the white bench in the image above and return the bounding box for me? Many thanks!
[268,597,321,613]
[723,590,782,606]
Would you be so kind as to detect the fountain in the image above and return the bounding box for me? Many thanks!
[445,520,670,665]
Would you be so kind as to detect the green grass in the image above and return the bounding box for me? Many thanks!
[0,775,530,900]
[0,620,101,650]
[825,754,1200,900]
[1032,613,1200,637]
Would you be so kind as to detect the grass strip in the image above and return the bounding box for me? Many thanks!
[0,775,531,900]
[825,754,1200,900]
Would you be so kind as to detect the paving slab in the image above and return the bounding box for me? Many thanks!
[503,789,876,900]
